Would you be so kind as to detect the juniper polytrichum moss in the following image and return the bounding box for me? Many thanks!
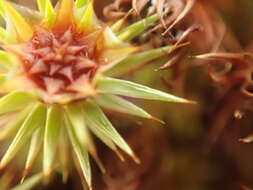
[0,0,194,189]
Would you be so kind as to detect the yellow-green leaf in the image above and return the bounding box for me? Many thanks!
[65,102,87,146]
[103,27,126,48]
[0,50,13,68]
[1,0,33,41]
[38,0,55,27]
[59,128,70,183]
[4,17,18,43]
[75,0,90,8]
[103,45,176,76]
[99,47,138,67]
[45,0,56,26]
[11,2,42,24]
[111,18,125,33]
[87,120,124,161]
[0,74,7,85]
[22,128,43,182]
[83,100,139,162]
[0,91,34,115]
[97,77,193,104]
[43,105,62,177]
[118,14,159,41]
[64,114,92,189]
[65,102,105,173]
[0,4,17,43]
[0,27,7,43]
[0,105,33,140]
[95,94,152,119]
[37,0,46,13]
[0,2,4,18]
[54,0,74,30]
[79,2,99,31]
[11,173,43,190]
[0,103,46,168]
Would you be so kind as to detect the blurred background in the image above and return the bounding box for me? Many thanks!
[3,0,253,190]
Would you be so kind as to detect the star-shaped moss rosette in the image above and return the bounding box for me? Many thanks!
[0,0,193,188]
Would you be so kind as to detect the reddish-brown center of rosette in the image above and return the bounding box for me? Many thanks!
[14,27,101,101]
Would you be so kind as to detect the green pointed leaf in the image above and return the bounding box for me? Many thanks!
[111,18,125,33]
[0,50,13,68]
[79,2,99,31]
[100,46,138,68]
[75,0,90,8]
[38,0,55,26]
[11,3,42,23]
[64,114,92,189]
[86,118,125,161]
[0,2,4,18]
[118,14,159,41]
[0,105,33,140]
[83,100,138,162]
[59,128,70,183]
[37,0,46,13]
[0,74,7,85]
[95,94,152,119]
[22,128,43,181]
[0,2,41,23]
[0,91,35,115]
[0,103,46,168]
[102,45,175,76]
[100,28,139,63]
[97,77,192,103]
[1,0,33,42]
[4,17,18,43]
[0,27,7,43]
[43,105,62,177]
[11,173,43,190]
[65,102,105,173]
[88,119,116,147]
[74,6,86,22]
[103,27,126,48]
[65,102,88,146]
[25,129,43,169]
[0,2,18,43]
[45,0,56,26]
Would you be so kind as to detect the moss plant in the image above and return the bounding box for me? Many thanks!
[0,0,193,189]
